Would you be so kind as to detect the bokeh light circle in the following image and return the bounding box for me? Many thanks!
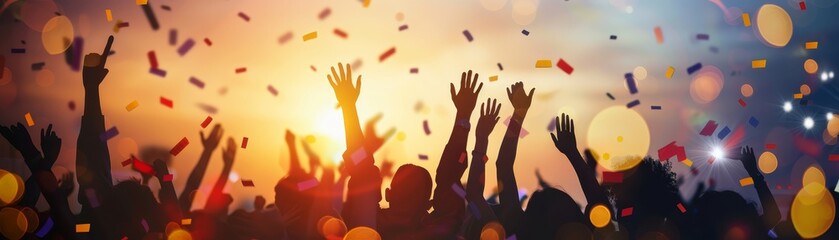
[0,207,28,240]
[740,84,753,97]
[0,170,25,207]
[801,166,825,187]
[587,106,650,171]
[828,116,839,137]
[589,204,611,228]
[0,67,13,86]
[168,229,193,240]
[803,59,818,74]
[20,207,38,233]
[758,151,777,174]
[344,226,380,240]
[395,12,405,22]
[480,0,508,11]
[791,183,834,238]
[165,221,181,236]
[511,0,538,26]
[19,0,60,32]
[633,66,648,81]
[322,217,347,238]
[35,69,55,87]
[755,4,793,47]
[800,84,811,95]
[41,16,74,55]
[480,221,505,240]
[117,137,139,159]
[689,65,724,104]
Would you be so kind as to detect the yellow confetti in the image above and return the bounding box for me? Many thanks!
[489,75,498,82]
[363,0,371,8]
[751,59,766,69]
[793,93,803,99]
[24,113,34,127]
[740,177,754,186]
[136,0,148,5]
[535,60,552,68]
[303,31,318,41]
[681,159,693,167]
[181,218,192,225]
[742,13,751,27]
[805,41,818,50]
[126,100,139,112]
[76,223,91,233]
[665,66,675,79]
[105,9,113,22]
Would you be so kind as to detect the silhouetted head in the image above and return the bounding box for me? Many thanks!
[518,187,588,239]
[109,179,166,238]
[686,190,764,239]
[274,175,314,217]
[385,164,432,214]
[608,157,683,238]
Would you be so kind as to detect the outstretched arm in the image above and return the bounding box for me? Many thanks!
[328,63,369,167]
[154,159,182,221]
[285,130,306,177]
[180,124,223,212]
[551,114,609,210]
[466,98,501,223]
[205,138,236,214]
[738,146,780,229]
[496,82,533,232]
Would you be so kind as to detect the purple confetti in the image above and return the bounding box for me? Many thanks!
[625,73,638,94]
[651,105,662,110]
[297,178,319,191]
[11,48,25,53]
[418,154,429,160]
[350,147,368,165]
[150,68,167,77]
[696,34,709,40]
[626,99,641,108]
[398,25,408,31]
[687,62,703,75]
[35,217,53,237]
[423,120,431,135]
[521,29,530,36]
[177,38,195,56]
[717,126,731,140]
[410,68,418,74]
[267,85,278,96]
[169,29,177,46]
[189,76,205,89]
[463,30,473,42]
[100,126,119,142]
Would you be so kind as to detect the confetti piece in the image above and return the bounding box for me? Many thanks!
[521,29,530,36]
[379,47,396,62]
[489,75,498,82]
[203,38,212,46]
[160,97,173,108]
[181,219,192,225]
[12,48,25,53]
[602,171,624,183]
[610,35,617,40]
[200,116,213,128]
[799,1,806,10]
[696,34,710,40]
[363,0,371,7]
[85,188,100,208]
[350,147,368,165]
[687,62,702,75]
[150,68,167,77]
[681,159,693,167]
[418,154,429,160]
[241,137,248,149]
[105,9,113,22]
[177,39,195,56]
[267,85,278,96]
[100,126,119,141]
[409,68,419,74]
[503,117,530,138]
[124,100,139,112]
[742,13,751,27]
[121,158,132,167]
[297,178,319,191]
[483,155,489,163]
[423,120,431,135]
[463,30,474,42]
[162,174,173,182]
[717,126,731,140]
[132,157,155,175]
[738,98,747,107]
[30,62,45,71]
[556,58,574,74]
[310,65,317,72]
[68,101,76,111]
[189,76,205,89]
[235,67,247,74]
[654,26,664,44]
[651,106,662,110]
[626,99,640,108]
[303,31,317,41]
[535,60,552,68]
[238,12,250,22]
[279,32,293,44]
[318,8,331,20]
[161,5,171,11]
[451,183,466,198]
[458,152,467,164]
[141,3,159,30]
[699,120,718,136]
[147,51,158,69]
[739,177,754,186]
[117,21,130,28]
[169,29,177,46]
[35,217,53,237]
[497,63,504,71]
[66,37,83,71]
[606,93,615,100]
[136,0,147,5]
[804,41,818,49]
[141,219,149,232]
[829,154,839,161]
[676,203,686,213]
[76,224,90,233]
[333,28,348,39]
[765,144,776,150]
[241,180,254,187]
[398,25,408,31]
[625,73,638,94]
[751,59,766,69]
[748,116,759,128]
[170,137,189,156]
[24,112,34,126]
[620,208,633,217]
[658,141,687,161]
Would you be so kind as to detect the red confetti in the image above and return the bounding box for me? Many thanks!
[68,101,76,111]
[310,65,317,72]
[676,203,686,213]
[829,154,839,161]
[458,152,466,164]
[654,26,664,44]
[238,12,250,22]
[162,174,173,182]
[160,97,173,108]
[620,207,634,217]
[203,38,212,46]
[333,28,348,39]
[241,137,249,149]
[765,143,776,150]
[318,8,331,20]
[132,156,155,176]
[241,179,255,187]
[799,1,806,10]
[602,171,624,184]
[658,141,687,162]
[379,47,396,62]
[200,116,213,128]
[267,85,278,96]
[121,157,132,167]
[148,51,159,69]
[738,98,747,107]
[482,155,489,163]
[556,58,574,74]
[170,137,189,156]
[235,67,246,74]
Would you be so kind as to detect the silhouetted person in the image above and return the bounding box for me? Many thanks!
[180,123,224,212]
[608,157,685,239]
[462,98,502,239]
[495,81,534,237]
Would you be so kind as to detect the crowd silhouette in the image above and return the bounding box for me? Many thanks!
[1,35,838,240]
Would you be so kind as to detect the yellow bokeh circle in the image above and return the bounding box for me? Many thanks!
[0,207,28,240]
[800,84,811,95]
[802,166,825,188]
[589,204,611,228]
[804,59,819,74]
[168,229,193,240]
[344,226,380,240]
[740,84,754,97]
[758,152,778,174]
[480,221,505,240]
[41,16,74,55]
[0,170,25,207]
[587,106,650,171]
[755,4,793,48]
[791,183,835,239]
[323,217,347,238]
[689,66,725,104]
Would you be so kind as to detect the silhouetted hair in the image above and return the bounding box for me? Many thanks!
[389,164,432,210]
[517,187,587,239]
[608,157,683,238]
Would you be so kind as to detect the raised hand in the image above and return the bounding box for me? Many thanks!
[1,123,42,165]
[363,113,395,153]
[222,137,237,169]
[737,146,759,175]
[152,159,170,180]
[328,63,361,106]
[57,172,75,198]
[506,82,535,116]
[82,36,114,89]
[40,124,62,169]
[476,98,501,138]
[285,129,296,145]
[551,113,578,155]
[450,70,483,114]
[200,124,224,151]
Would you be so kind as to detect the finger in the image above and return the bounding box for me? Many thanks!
[481,102,486,116]
[200,131,207,142]
[356,75,362,91]
[570,119,575,133]
[461,72,466,90]
[47,124,53,135]
[551,133,558,144]
[346,63,352,82]
[41,128,45,138]
[471,73,478,90]
[466,70,473,88]
[528,88,535,97]
[331,67,340,83]
[506,87,512,97]
[554,116,561,133]
[328,75,337,89]
[475,82,483,95]
[100,35,114,66]
[450,83,456,99]
[338,63,346,81]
